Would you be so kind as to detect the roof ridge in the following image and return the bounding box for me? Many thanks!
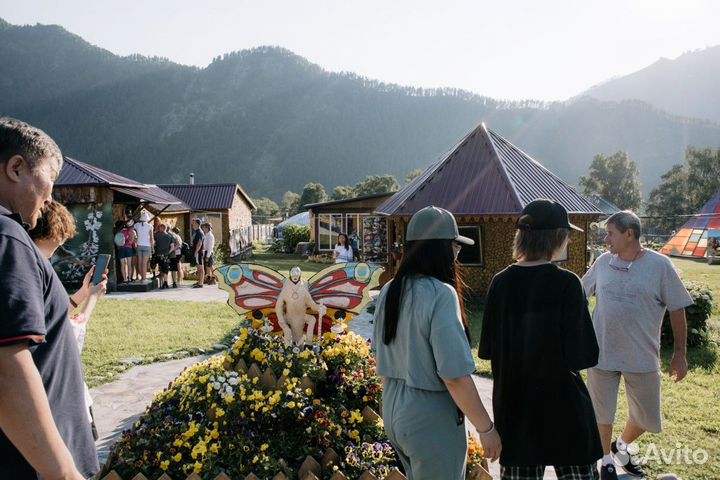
[483,125,523,209]
[63,156,106,184]
[397,123,482,212]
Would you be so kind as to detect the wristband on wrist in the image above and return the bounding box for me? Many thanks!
[69,296,78,309]
[476,422,495,436]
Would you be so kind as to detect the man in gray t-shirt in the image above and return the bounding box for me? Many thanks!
[582,211,692,480]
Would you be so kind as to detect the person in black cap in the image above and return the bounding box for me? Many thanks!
[479,198,603,480]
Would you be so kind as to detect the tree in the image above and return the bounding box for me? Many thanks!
[405,169,423,184]
[579,151,642,211]
[685,146,720,213]
[645,165,689,234]
[331,185,355,201]
[251,197,279,224]
[353,175,400,197]
[645,146,720,234]
[281,191,301,216]
[298,183,328,210]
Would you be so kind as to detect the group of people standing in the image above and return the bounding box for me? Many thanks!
[114,215,217,289]
[374,202,692,480]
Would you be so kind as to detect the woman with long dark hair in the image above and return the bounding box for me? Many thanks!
[333,232,353,264]
[373,206,500,480]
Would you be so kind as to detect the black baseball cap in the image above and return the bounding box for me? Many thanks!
[517,199,583,232]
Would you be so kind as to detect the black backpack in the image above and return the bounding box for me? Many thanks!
[181,241,191,260]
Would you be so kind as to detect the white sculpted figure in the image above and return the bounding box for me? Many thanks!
[275,266,327,346]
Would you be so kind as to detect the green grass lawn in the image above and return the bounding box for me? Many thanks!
[81,299,242,387]
[248,243,327,280]
[467,257,720,478]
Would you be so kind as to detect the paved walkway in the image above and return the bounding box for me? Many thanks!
[107,281,228,302]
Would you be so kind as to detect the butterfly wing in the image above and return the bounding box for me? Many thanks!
[215,263,285,324]
[307,262,384,316]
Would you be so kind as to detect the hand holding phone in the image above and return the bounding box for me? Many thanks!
[92,254,111,285]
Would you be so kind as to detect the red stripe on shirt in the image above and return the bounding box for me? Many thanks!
[0,334,46,345]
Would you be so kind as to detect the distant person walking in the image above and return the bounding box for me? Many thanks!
[582,211,693,480]
[333,233,353,263]
[191,218,205,288]
[201,222,216,285]
[134,212,154,281]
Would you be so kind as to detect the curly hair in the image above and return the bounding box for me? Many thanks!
[28,201,77,243]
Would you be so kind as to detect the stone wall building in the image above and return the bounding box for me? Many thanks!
[375,123,601,295]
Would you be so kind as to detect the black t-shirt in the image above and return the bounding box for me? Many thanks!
[479,263,602,467]
[154,231,174,256]
[192,228,204,254]
[0,207,99,478]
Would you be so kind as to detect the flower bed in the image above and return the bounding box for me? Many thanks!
[102,327,489,479]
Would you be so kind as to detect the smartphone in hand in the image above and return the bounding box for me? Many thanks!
[92,254,111,285]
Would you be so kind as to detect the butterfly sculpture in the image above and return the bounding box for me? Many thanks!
[215,262,384,344]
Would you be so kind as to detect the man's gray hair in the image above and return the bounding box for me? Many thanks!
[607,210,641,239]
[0,117,63,173]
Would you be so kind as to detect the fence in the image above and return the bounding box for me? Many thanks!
[229,224,274,256]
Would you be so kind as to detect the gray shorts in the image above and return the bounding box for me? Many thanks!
[587,368,662,433]
[136,245,152,256]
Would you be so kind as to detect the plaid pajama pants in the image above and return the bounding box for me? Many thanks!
[501,464,599,480]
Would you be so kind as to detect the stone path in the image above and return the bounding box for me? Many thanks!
[107,281,228,302]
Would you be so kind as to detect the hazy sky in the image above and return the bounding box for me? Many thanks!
[2,0,719,101]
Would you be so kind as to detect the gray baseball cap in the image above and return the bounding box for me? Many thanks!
[406,206,474,245]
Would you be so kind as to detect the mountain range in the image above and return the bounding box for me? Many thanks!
[2,17,719,200]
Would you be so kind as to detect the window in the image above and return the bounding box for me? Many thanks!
[457,226,483,265]
[317,214,343,250]
[346,214,362,239]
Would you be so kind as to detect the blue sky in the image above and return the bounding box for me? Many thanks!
[2,0,719,100]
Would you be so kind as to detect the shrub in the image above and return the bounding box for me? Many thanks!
[661,281,714,348]
[283,224,310,252]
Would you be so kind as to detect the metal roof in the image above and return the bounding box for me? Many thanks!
[158,184,256,211]
[585,194,622,216]
[375,123,601,216]
[110,185,184,206]
[55,156,144,187]
[304,192,395,210]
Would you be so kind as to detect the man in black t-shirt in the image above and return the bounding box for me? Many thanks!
[154,224,174,289]
[191,218,205,288]
[0,118,98,479]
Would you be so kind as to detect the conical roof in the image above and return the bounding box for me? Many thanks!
[661,192,720,258]
[375,123,600,216]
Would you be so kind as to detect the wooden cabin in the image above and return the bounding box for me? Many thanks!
[375,123,601,295]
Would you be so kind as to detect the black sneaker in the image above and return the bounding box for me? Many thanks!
[192,284,203,288]
[172,283,178,288]
[600,464,618,480]
[612,441,646,477]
